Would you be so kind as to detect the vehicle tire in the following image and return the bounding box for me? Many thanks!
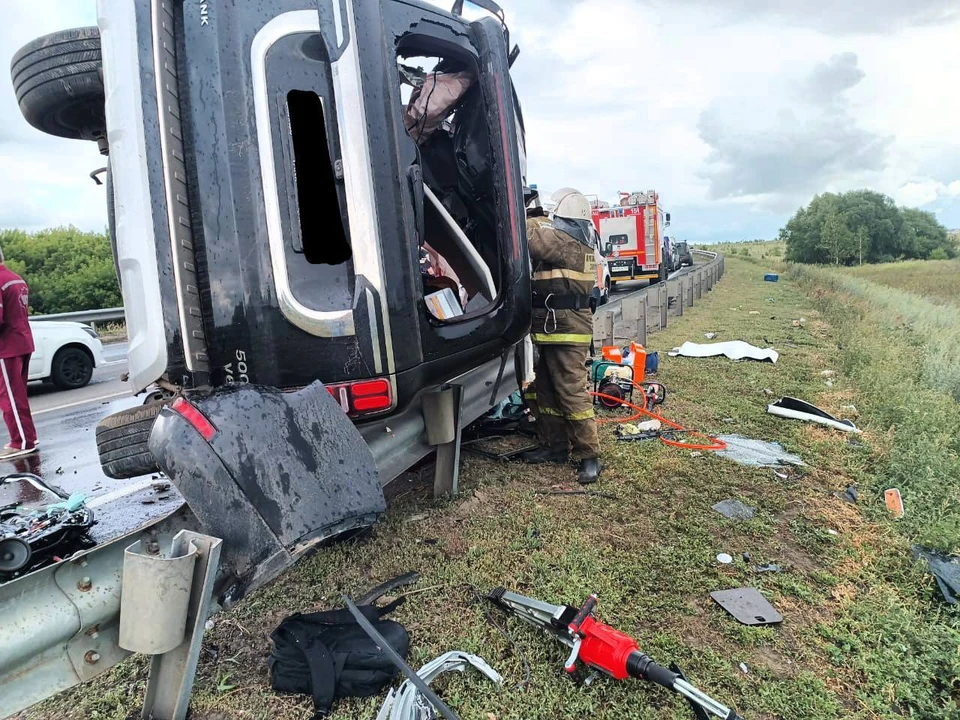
[96,402,166,480]
[51,346,94,390]
[10,27,106,142]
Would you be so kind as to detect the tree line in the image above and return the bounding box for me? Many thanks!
[780,190,956,265]
[0,227,120,315]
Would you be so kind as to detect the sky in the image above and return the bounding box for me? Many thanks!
[2,0,959,243]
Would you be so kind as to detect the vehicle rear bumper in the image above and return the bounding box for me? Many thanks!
[360,349,520,484]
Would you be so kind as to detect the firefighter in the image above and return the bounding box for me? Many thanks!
[520,188,602,484]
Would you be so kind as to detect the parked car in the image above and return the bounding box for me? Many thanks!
[27,321,105,390]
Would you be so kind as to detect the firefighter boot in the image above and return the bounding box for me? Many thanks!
[518,447,570,464]
[577,457,603,485]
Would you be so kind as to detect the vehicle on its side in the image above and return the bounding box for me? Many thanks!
[14,0,531,595]
[674,240,694,268]
[27,321,104,390]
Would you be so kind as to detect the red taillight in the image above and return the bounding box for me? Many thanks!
[325,378,392,417]
[171,397,218,441]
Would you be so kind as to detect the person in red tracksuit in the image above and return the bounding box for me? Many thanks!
[0,250,38,458]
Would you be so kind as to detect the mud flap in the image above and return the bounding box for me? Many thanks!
[148,382,384,604]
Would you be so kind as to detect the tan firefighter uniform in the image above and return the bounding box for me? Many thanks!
[527,215,601,461]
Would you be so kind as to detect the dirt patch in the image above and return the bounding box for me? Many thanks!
[749,645,797,678]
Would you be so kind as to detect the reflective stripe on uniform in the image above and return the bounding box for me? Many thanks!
[531,332,593,345]
[532,268,596,283]
[539,405,595,421]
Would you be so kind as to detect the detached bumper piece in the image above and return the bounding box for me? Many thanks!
[149,382,385,604]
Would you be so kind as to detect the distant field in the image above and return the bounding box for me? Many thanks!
[704,239,785,261]
[845,259,960,306]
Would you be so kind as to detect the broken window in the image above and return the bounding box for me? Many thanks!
[286,89,351,266]
[397,46,502,322]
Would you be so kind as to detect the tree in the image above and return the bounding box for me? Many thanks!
[781,190,954,265]
[0,226,120,314]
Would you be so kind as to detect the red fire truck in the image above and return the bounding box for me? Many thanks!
[591,190,671,285]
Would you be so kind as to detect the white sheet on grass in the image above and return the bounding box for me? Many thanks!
[669,340,779,364]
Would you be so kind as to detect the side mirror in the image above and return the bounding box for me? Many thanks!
[665,213,671,223]
[604,243,613,256]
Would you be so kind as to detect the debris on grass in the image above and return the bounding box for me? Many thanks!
[716,435,804,468]
[710,588,783,626]
[912,546,960,604]
[884,488,905,518]
[716,553,734,565]
[712,499,755,521]
[767,397,860,433]
[835,486,858,505]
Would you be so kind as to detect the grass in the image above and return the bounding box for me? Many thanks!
[96,321,127,343]
[845,259,960,307]
[23,258,960,720]
[705,240,786,262]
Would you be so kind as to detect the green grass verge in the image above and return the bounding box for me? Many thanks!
[23,258,960,720]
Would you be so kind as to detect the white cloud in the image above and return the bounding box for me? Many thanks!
[3,0,960,243]
[0,1,102,232]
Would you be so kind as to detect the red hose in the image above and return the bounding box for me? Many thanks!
[590,381,727,452]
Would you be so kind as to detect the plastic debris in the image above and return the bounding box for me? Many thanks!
[705,332,718,339]
[912,546,960,605]
[710,588,783,626]
[835,486,858,504]
[717,553,734,565]
[767,397,860,433]
[885,488,905,518]
[716,435,804,468]
[754,564,783,574]
[712,499,755,521]
[739,662,750,674]
[763,273,779,283]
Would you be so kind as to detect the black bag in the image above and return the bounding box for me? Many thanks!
[268,603,410,718]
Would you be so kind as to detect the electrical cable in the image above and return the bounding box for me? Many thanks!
[591,379,727,452]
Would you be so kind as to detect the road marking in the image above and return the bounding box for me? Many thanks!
[87,478,161,508]
[34,391,132,416]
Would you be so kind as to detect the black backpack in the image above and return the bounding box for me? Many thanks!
[268,602,410,718]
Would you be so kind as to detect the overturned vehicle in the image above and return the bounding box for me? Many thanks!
[3,0,531,714]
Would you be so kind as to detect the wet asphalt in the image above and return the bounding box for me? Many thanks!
[2,342,183,545]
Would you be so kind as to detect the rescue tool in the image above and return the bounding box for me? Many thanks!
[487,588,745,720]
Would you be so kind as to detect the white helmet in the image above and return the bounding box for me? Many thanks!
[551,188,592,222]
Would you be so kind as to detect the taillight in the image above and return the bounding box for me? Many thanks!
[326,378,392,417]
[171,397,218,441]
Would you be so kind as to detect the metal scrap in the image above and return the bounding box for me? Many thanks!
[376,651,502,720]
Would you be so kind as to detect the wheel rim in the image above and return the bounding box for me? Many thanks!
[60,351,91,386]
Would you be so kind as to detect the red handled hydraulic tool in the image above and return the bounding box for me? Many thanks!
[488,588,744,720]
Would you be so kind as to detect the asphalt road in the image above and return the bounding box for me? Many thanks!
[0,341,180,545]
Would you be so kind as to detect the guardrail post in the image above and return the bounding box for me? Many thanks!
[687,277,694,308]
[637,298,647,347]
[695,271,703,300]
[621,296,640,339]
[659,283,668,330]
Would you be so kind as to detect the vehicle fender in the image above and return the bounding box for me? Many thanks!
[149,382,385,604]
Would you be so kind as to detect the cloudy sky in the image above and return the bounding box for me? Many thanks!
[2,1,959,243]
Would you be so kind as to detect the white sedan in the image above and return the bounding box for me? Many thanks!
[27,321,106,390]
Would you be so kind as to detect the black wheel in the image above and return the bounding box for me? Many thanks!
[51,347,94,389]
[11,27,105,142]
[96,403,165,480]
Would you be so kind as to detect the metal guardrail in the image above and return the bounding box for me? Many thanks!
[31,307,125,330]
[593,250,724,348]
